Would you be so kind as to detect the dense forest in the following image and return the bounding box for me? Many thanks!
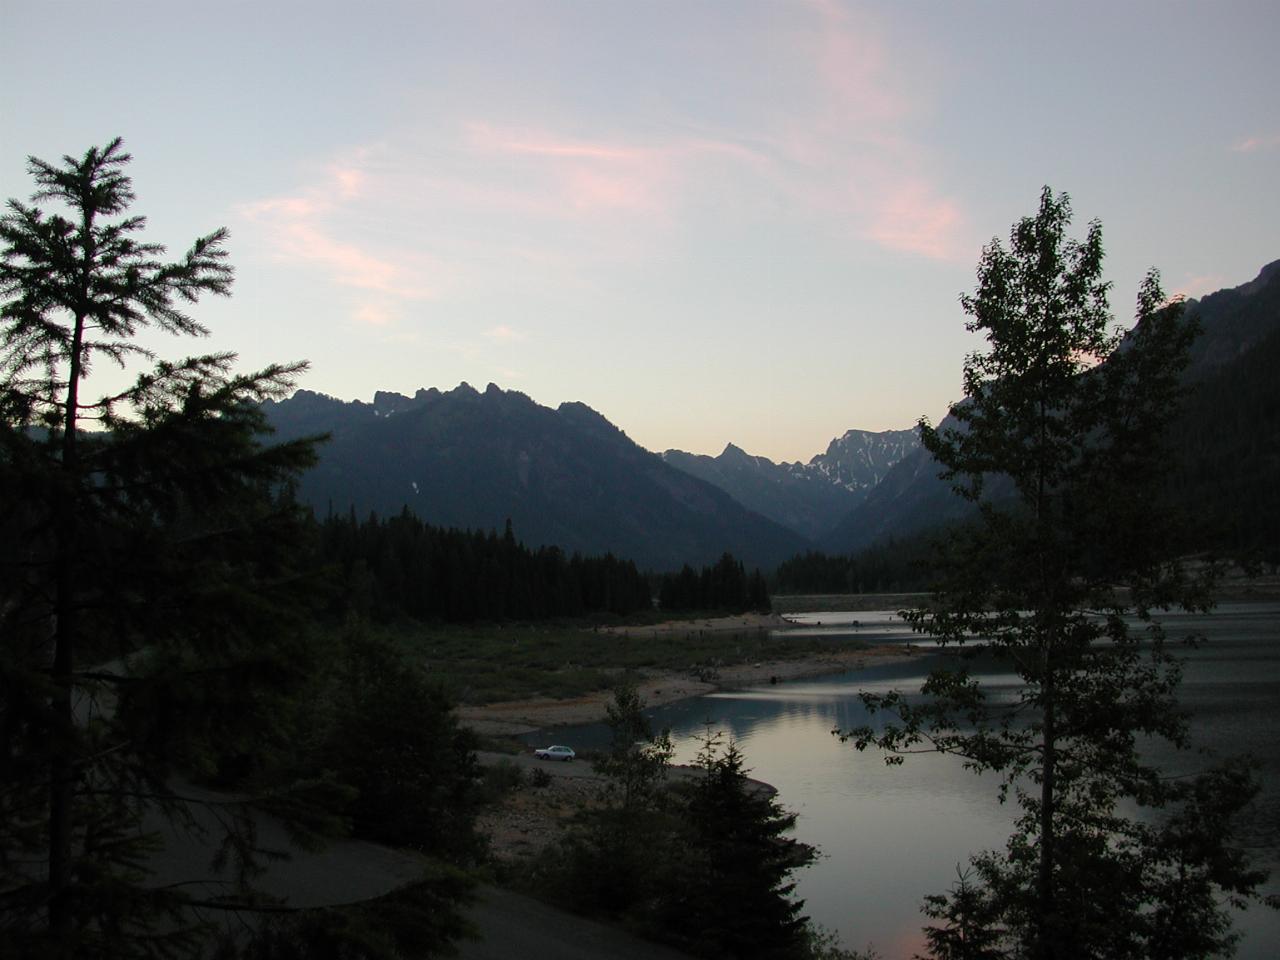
[656,552,772,613]
[311,509,654,621]
[773,534,942,595]
[307,508,777,621]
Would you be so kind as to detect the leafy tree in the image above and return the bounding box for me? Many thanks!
[839,188,1272,958]
[591,682,675,810]
[0,140,335,958]
[557,684,675,914]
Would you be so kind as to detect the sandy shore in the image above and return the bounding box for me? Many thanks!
[457,612,922,736]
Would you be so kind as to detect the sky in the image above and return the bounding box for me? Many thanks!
[2,1,1277,463]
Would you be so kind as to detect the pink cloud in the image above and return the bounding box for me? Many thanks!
[763,0,967,259]
[867,180,965,261]
[483,324,526,343]
[238,159,437,302]
[277,222,406,293]
[465,122,676,218]
[330,165,366,198]
[242,196,321,218]
[237,1,971,312]
[803,0,905,126]
[1231,134,1280,153]
[353,303,395,327]
[467,124,645,162]
[1171,273,1226,299]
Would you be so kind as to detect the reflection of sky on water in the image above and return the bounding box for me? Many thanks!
[536,604,1280,959]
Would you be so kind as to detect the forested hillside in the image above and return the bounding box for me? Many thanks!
[816,260,1280,567]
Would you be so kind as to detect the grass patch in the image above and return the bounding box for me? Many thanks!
[375,620,871,704]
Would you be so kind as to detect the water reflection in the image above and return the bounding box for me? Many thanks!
[537,603,1280,959]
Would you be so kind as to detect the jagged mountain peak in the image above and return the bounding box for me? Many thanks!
[662,427,919,542]
[719,442,759,464]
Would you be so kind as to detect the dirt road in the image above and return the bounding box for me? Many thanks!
[458,886,696,960]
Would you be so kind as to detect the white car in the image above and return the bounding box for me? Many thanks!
[534,744,576,762]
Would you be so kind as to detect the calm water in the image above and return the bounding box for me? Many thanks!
[544,603,1280,959]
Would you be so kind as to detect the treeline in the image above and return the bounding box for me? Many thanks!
[657,552,771,613]
[313,509,654,621]
[774,534,942,595]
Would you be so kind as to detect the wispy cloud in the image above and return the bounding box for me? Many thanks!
[1171,273,1225,299]
[769,0,967,260]
[237,152,440,317]
[234,0,969,329]
[483,324,526,343]
[463,122,772,220]
[1231,134,1280,153]
[353,303,396,327]
[867,180,964,260]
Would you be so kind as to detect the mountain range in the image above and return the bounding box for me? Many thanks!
[264,383,809,571]
[266,259,1279,571]
[661,429,918,542]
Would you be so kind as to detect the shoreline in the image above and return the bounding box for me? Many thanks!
[454,584,1280,737]
[457,611,924,736]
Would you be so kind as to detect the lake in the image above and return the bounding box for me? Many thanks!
[544,602,1280,958]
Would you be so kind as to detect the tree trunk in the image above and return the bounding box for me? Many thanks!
[1039,674,1057,960]
[48,295,86,953]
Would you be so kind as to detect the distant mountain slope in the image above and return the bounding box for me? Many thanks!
[822,259,1280,557]
[807,428,921,492]
[1173,260,1280,558]
[662,428,918,541]
[819,420,971,554]
[265,383,807,571]
[1183,259,1280,374]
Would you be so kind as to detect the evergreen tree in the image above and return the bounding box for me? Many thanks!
[0,140,330,958]
[657,552,770,614]
[317,631,482,862]
[660,728,815,960]
[840,188,1272,958]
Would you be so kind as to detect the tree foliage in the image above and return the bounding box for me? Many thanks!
[314,509,653,622]
[658,551,771,613]
[773,537,942,595]
[548,693,817,958]
[547,686,808,957]
[657,729,816,960]
[0,140,465,959]
[838,188,1271,959]
[315,631,482,861]
[590,682,675,810]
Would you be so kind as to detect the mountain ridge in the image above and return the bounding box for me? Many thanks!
[264,382,808,571]
[661,428,918,542]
